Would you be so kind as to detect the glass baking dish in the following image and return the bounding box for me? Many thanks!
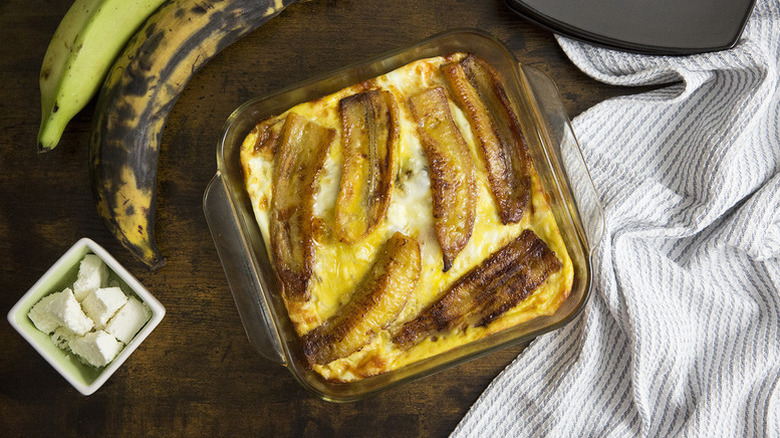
[203,29,603,402]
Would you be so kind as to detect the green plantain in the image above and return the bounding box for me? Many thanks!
[38,0,167,152]
[89,0,298,270]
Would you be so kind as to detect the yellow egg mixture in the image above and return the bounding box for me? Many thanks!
[240,53,573,382]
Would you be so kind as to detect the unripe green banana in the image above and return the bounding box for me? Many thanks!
[90,0,299,270]
[38,0,167,152]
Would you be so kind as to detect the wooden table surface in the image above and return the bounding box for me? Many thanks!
[1,0,635,435]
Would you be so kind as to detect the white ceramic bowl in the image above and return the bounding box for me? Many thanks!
[7,238,165,395]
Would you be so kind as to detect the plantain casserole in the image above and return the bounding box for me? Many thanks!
[239,53,573,382]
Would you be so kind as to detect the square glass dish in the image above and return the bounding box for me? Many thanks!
[203,29,603,402]
[7,238,166,396]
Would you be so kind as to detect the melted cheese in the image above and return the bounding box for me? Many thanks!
[240,54,573,382]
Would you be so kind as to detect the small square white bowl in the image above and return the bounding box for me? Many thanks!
[7,238,165,396]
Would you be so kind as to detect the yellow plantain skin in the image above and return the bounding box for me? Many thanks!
[335,90,400,244]
[441,55,533,225]
[408,86,477,272]
[271,113,334,301]
[302,232,421,365]
[90,0,299,270]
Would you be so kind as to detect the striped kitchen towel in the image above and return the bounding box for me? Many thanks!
[452,0,780,436]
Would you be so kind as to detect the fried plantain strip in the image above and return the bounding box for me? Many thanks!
[441,55,533,224]
[335,90,399,243]
[251,117,285,156]
[408,86,477,272]
[271,113,334,301]
[393,229,561,349]
[302,232,421,365]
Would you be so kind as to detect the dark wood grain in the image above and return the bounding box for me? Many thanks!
[1,0,635,436]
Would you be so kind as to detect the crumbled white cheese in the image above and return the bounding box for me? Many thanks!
[81,287,128,330]
[27,253,153,368]
[69,330,123,367]
[38,288,94,336]
[73,254,109,302]
[106,297,151,344]
[50,327,76,349]
[28,292,61,334]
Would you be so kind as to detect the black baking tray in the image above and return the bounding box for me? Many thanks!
[505,0,756,55]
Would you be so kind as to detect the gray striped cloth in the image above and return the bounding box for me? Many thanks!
[452,0,780,436]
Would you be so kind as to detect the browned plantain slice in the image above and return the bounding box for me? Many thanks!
[250,117,285,156]
[408,86,477,272]
[271,113,335,301]
[442,55,533,224]
[393,229,561,349]
[302,232,421,365]
[335,90,400,243]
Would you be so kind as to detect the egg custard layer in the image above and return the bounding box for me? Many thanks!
[240,53,573,382]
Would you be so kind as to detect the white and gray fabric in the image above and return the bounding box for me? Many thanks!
[453,0,780,436]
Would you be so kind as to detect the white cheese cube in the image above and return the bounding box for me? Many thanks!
[28,292,61,334]
[31,288,94,336]
[81,287,128,330]
[105,297,151,343]
[73,254,109,302]
[70,330,123,367]
[50,327,76,349]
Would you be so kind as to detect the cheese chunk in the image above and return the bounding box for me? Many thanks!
[105,297,151,344]
[82,287,128,330]
[28,292,61,334]
[70,330,122,367]
[50,327,76,349]
[29,288,94,336]
[73,254,109,302]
